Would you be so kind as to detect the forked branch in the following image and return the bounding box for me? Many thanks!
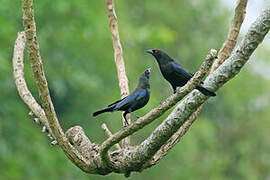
[13,0,270,177]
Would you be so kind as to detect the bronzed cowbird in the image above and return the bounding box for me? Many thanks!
[93,68,151,121]
[146,49,215,96]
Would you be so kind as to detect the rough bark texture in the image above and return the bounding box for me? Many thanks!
[12,31,53,137]
[13,0,270,177]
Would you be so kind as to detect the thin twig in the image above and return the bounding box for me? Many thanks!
[102,123,121,150]
[106,0,131,148]
[211,0,248,73]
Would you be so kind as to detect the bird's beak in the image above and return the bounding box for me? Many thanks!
[146,49,153,54]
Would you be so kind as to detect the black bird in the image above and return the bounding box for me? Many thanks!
[146,49,215,96]
[93,68,151,122]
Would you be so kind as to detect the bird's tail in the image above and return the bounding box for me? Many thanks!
[93,106,114,117]
[196,85,216,96]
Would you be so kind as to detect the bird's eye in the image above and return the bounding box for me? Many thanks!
[154,50,159,54]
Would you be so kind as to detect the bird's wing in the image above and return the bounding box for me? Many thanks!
[107,96,127,107]
[171,61,193,80]
[114,90,146,110]
[134,89,147,101]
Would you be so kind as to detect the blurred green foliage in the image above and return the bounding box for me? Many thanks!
[0,0,270,179]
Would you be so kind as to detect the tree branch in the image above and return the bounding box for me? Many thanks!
[12,31,55,140]
[107,0,131,147]
[21,0,90,171]
[144,104,203,168]
[102,123,121,150]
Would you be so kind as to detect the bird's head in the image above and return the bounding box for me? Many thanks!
[137,68,151,89]
[143,68,151,79]
[146,49,172,64]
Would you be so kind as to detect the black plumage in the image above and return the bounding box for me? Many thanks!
[93,68,151,120]
[146,49,216,96]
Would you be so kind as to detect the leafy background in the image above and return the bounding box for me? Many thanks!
[0,0,269,179]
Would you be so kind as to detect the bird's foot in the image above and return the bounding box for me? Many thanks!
[123,123,129,128]
[124,119,130,127]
